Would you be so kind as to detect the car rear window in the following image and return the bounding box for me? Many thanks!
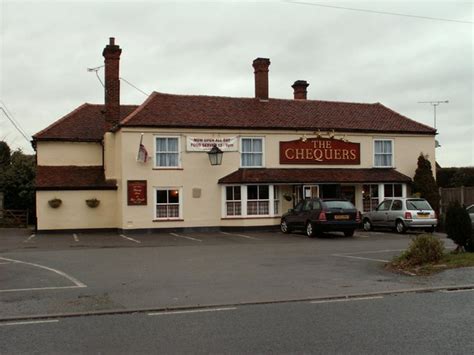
[406,199,432,210]
[323,200,355,209]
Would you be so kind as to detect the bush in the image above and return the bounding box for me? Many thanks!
[397,234,444,266]
[445,201,472,251]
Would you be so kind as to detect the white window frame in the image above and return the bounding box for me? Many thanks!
[246,184,270,216]
[224,185,242,217]
[221,184,281,218]
[240,137,265,168]
[154,135,181,169]
[373,139,394,168]
[154,187,183,220]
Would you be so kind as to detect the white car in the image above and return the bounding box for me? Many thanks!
[362,198,437,234]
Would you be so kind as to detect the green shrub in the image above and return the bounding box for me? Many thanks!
[445,201,472,251]
[397,234,444,266]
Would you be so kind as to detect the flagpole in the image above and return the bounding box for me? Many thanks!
[137,133,144,161]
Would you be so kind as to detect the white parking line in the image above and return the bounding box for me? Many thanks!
[338,249,405,256]
[23,234,36,243]
[0,319,59,327]
[120,234,141,244]
[311,296,383,304]
[149,307,236,316]
[73,233,79,242]
[0,257,87,288]
[0,286,87,293]
[220,231,261,241]
[169,232,202,242]
[0,262,11,265]
[332,254,389,263]
[441,289,474,293]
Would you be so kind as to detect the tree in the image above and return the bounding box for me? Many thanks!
[0,141,11,168]
[0,142,36,222]
[413,153,440,213]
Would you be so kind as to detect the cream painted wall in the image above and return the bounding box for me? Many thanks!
[116,128,435,229]
[37,190,117,230]
[37,142,103,166]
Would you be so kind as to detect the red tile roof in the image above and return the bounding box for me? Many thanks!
[33,104,138,141]
[218,168,412,184]
[121,92,436,135]
[36,166,117,190]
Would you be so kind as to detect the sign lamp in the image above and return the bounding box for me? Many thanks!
[207,145,223,166]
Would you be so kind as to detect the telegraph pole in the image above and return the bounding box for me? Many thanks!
[418,100,449,129]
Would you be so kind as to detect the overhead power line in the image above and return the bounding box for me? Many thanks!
[120,77,150,97]
[286,1,473,24]
[87,66,149,96]
[0,107,31,145]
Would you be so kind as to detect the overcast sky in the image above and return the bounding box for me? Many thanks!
[0,0,472,167]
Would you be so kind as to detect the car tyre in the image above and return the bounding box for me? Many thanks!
[280,219,291,234]
[344,229,355,237]
[395,220,406,234]
[362,218,372,232]
[306,222,316,238]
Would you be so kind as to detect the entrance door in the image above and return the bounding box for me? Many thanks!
[303,185,319,199]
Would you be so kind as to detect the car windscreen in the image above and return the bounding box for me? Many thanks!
[323,200,355,209]
[406,199,432,210]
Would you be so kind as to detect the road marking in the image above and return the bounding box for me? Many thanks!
[23,234,36,243]
[120,234,141,244]
[169,232,202,242]
[332,254,389,263]
[338,249,405,255]
[73,233,79,242]
[0,285,87,293]
[311,296,383,304]
[441,289,474,293]
[0,319,59,327]
[149,307,236,316]
[220,231,261,241]
[0,257,87,288]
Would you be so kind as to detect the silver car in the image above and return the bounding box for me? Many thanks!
[362,198,437,234]
[466,204,474,231]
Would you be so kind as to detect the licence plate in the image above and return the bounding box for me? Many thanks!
[334,215,349,220]
[417,213,429,218]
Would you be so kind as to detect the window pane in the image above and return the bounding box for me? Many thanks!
[157,190,167,203]
[234,186,241,200]
[226,186,233,201]
[391,200,402,211]
[374,141,382,154]
[394,184,402,197]
[157,138,167,151]
[374,155,383,166]
[384,141,392,153]
[248,185,258,200]
[242,153,252,166]
[242,139,252,152]
[253,153,263,166]
[384,184,393,197]
[167,138,178,152]
[259,185,269,199]
[253,139,262,153]
[168,153,178,166]
[168,189,179,203]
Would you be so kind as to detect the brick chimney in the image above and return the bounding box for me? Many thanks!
[102,37,122,127]
[252,58,270,100]
[292,80,309,100]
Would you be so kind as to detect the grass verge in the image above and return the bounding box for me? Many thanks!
[387,251,474,276]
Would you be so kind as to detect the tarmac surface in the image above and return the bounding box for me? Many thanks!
[1,228,473,320]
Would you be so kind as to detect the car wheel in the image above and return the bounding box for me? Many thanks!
[363,218,372,232]
[280,219,291,234]
[395,220,406,234]
[344,229,355,237]
[306,222,316,238]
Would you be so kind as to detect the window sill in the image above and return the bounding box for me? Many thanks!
[152,168,183,170]
[153,219,184,222]
[373,166,395,169]
[221,216,281,220]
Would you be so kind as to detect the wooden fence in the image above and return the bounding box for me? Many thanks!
[439,186,474,213]
[0,209,28,227]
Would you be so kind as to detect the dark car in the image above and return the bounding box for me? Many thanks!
[280,198,361,238]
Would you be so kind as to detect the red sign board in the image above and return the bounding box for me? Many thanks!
[127,180,147,206]
[280,138,360,165]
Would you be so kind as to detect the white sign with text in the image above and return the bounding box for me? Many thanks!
[186,136,238,152]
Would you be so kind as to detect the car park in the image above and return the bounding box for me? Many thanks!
[362,198,437,234]
[280,198,361,238]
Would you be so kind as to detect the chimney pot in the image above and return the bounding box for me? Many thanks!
[252,58,270,100]
[292,80,309,100]
[102,37,122,127]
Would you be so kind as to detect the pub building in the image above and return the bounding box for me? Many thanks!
[33,38,436,232]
